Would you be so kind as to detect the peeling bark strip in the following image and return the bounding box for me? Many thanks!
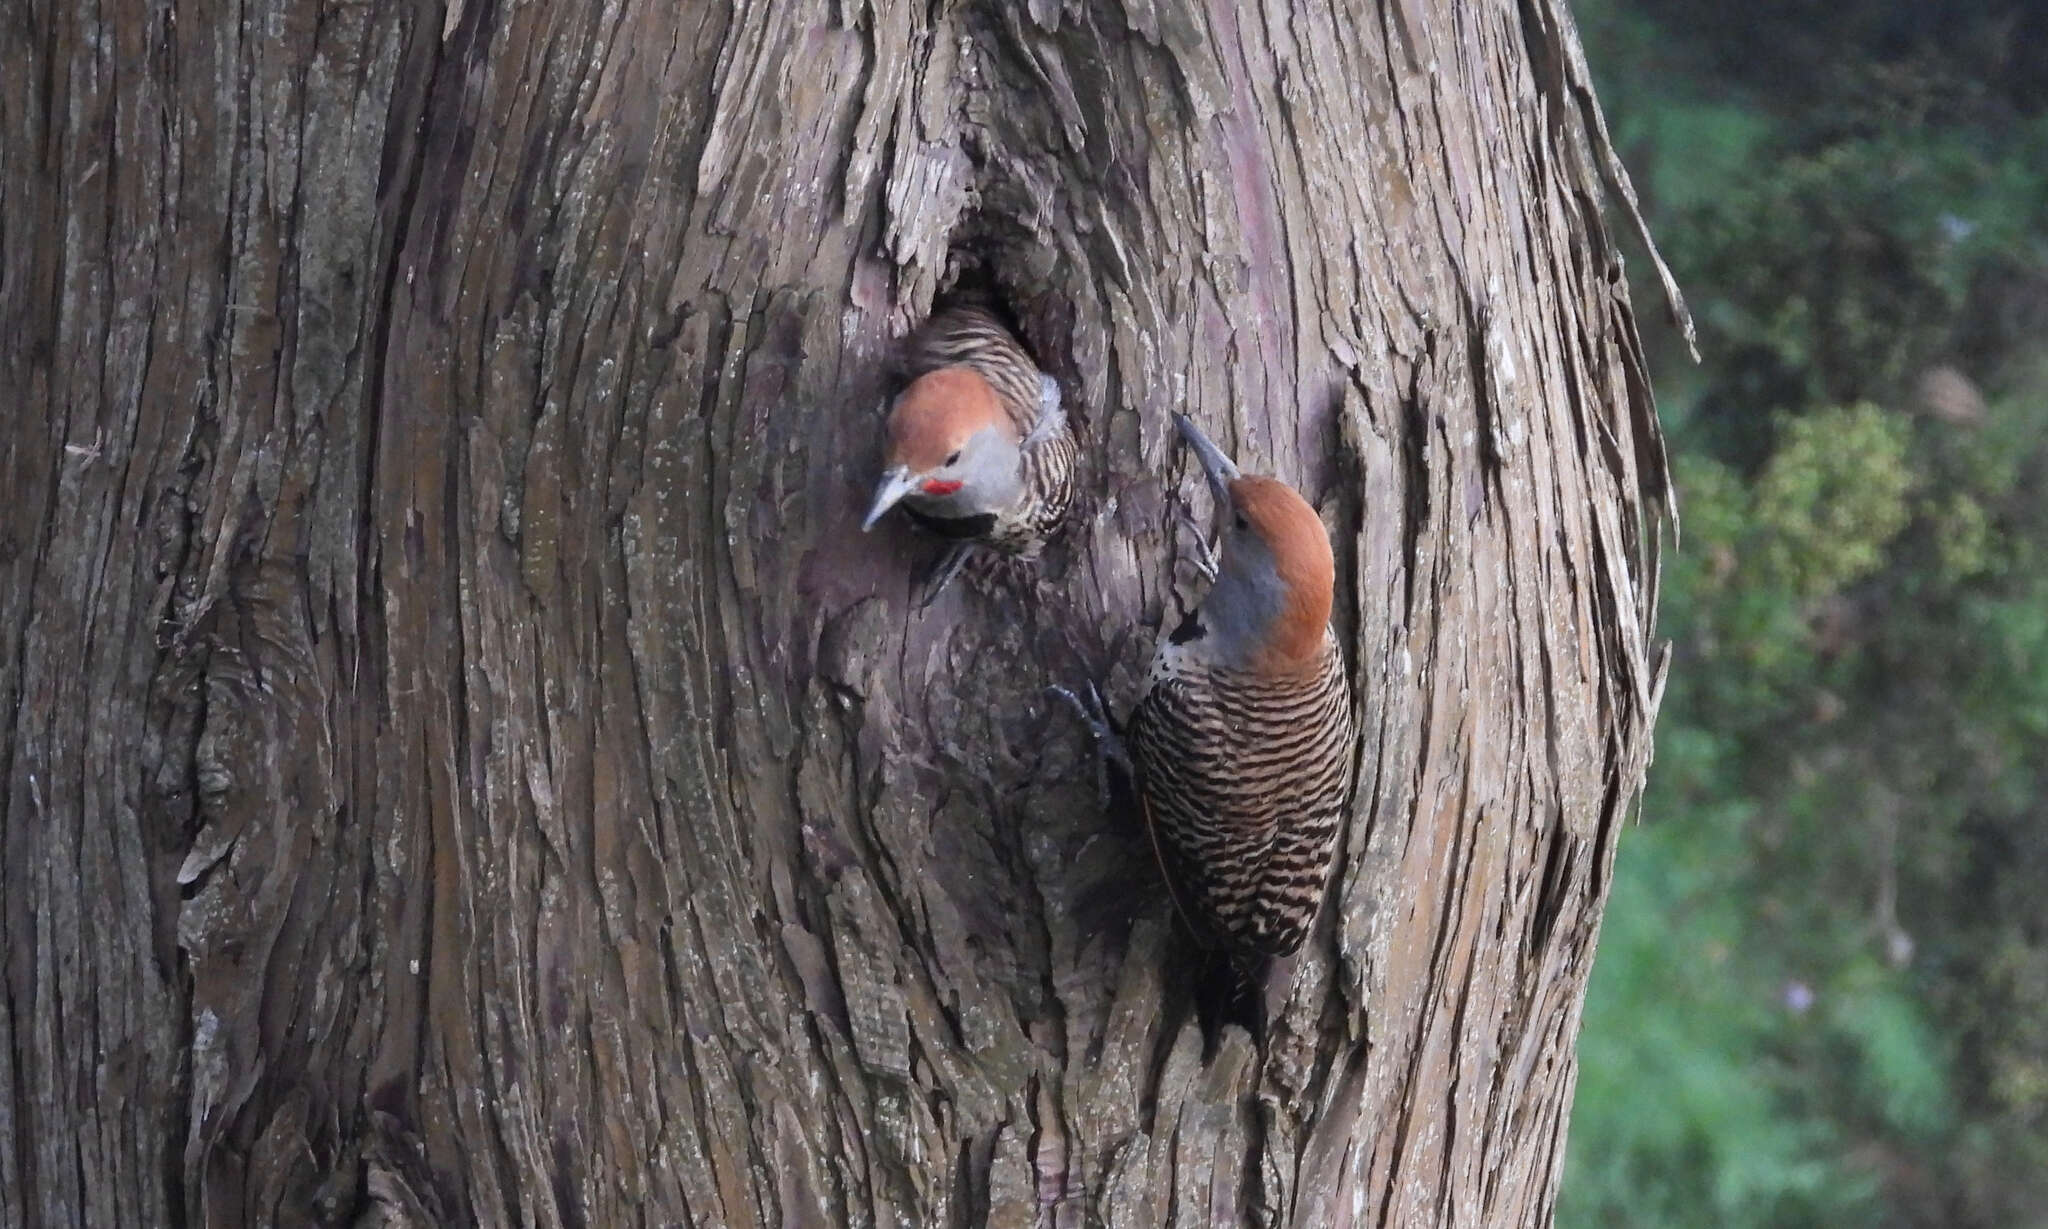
[1,0,1673,1226]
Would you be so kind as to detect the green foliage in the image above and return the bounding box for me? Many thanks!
[1751,405,1913,598]
[1566,816,1867,1229]
[1561,1,2048,1225]
[1929,493,1991,586]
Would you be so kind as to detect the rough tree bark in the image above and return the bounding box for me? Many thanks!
[2,0,1684,1225]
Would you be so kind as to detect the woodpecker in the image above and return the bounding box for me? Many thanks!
[861,306,1077,600]
[1058,414,1354,958]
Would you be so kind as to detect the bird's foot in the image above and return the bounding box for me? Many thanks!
[1046,681,1131,807]
[1175,509,1220,583]
[915,543,975,611]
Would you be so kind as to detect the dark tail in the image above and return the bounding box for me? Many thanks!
[1192,948,1274,1052]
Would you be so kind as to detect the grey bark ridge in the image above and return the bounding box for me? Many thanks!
[0,0,1673,1227]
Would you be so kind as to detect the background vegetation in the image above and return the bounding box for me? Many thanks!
[1562,2,2048,1224]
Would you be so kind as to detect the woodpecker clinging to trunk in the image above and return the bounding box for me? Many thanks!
[1058,414,1354,959]
[861,306,1077,602]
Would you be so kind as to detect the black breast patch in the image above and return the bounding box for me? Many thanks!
[1168,610,1206,644]
[904,507,998,540]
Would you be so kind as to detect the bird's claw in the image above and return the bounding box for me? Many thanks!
[915,544,974,611]
[1175,509,1220,583]
[1046,682,1132,807]
[1047,682,1111,740]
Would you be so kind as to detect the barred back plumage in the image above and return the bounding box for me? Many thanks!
[1006,424,1077,554]
[1128,628,1354,955]
[903,307,1045,435]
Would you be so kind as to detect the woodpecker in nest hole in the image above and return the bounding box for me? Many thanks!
[861,306,1077,603]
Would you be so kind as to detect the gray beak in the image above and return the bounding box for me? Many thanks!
[862,468,919,531]
[1173,413,1241,512]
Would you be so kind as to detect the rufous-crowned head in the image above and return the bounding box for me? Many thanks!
[863,367,1024,530]
[1174,413,1335,672]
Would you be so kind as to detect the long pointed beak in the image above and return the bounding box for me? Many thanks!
[862,468,919,531]
[1173,413,1241,511]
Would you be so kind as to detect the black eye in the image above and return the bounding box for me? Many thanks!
[945,451,961,466]
[1234,512,1249,531]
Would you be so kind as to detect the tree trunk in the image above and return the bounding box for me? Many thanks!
[1,0,1679,1225]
